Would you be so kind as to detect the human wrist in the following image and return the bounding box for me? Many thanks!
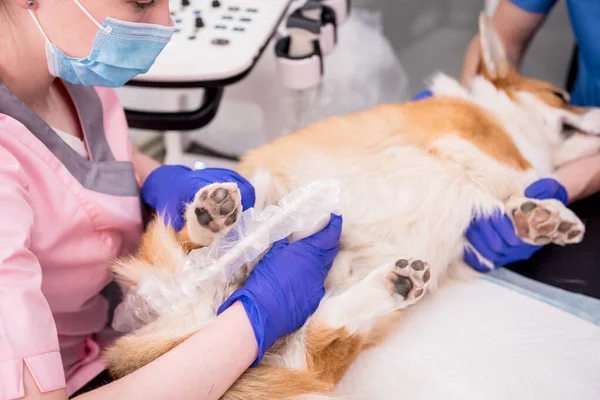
[217,300,259,364]
[217,291,269,367]
[131,147,161,185]
[555,154,600,203]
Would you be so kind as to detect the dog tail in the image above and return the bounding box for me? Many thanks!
[105,329,337,399]
[106,338,335,400]
[223,365,335,400]
[104,316,196,379]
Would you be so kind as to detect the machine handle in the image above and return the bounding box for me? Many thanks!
[124,87,224,131]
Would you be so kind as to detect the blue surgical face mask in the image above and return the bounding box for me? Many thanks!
[29,0,175,87]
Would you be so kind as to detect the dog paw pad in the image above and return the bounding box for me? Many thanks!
[386,258,431,302]
[192,183,242,233]
[508,198,585,246]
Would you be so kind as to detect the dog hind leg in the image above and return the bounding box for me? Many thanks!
[304,257,431,386]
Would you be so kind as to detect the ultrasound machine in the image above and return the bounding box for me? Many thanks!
[117,0,351,168]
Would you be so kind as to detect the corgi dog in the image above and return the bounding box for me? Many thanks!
[104,14,600,400]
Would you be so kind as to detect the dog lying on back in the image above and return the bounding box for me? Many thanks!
[104,14,600,399]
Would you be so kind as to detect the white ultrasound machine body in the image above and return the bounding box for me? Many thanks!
[141,0,291,83]
[117,0,350,168]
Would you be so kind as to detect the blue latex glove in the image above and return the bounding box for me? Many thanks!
[412,89,434,101]
[463,178,569,272]
[217,214,343,366]
[141,165,256,231]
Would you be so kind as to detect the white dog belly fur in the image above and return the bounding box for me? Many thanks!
[272,136,536,291]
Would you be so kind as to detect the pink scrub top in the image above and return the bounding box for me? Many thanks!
[0,78,144,399]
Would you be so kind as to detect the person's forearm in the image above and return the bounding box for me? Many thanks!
[131,146,161,185]
[461,35,485,87]
[556,153,600,203]
[22,365,69,399]
[77,301,257,400]
[460,0,547,87]
[460,37,523,87]
[21,302,257,400]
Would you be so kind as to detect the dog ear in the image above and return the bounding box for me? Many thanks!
[477,12,510,80]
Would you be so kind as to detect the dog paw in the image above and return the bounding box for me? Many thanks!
[184,183,242,245]
[385,258,430,305]
[507,197,585,246]
[194,183,242,232]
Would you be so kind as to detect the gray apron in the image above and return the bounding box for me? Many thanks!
[0,77,140,197]
[0,77,148,322]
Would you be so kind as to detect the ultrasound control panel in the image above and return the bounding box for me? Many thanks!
[132,0,291,83]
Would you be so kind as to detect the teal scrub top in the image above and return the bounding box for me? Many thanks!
[511,0,600,107]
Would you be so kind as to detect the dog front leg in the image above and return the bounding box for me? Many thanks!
[505,196,585,245]
[179,182,244,249]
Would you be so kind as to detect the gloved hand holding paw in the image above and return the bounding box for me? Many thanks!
[217,214,343,366]
[463,178,569,272]
[141,165,256,231]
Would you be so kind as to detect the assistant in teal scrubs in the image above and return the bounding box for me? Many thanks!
[510,0,600,106]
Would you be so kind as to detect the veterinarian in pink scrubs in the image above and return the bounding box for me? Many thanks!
[0,1,342,399]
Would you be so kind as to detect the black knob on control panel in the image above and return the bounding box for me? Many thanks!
[182,0,190,6]
[195,16,204,28]
[211,0,221,7]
